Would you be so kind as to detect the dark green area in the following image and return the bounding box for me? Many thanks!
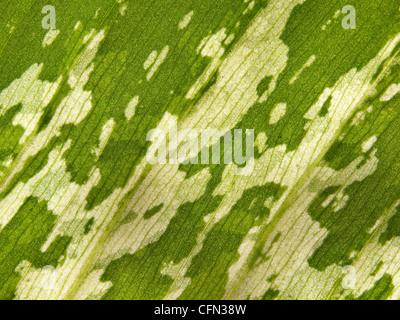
[261,288,279,300]
[318,95,331,117]
[0,103,24,162]
[256,75,272,97]
[83,217,95,235]
[143,204,163,220]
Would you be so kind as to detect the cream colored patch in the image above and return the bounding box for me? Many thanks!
[380,83,400,101]
[146,46,169,81]
[94,8,101,19]
[304,88,332,121]
[74,21,82,31]
[289,55,316,85]
[93,119,115,158]
[178,11,194,30]
[83,29,96,44]
[185,29,227,99]
[243,0,255,15]
[352,111,366,126]
[226,226,260,288]
[42,29,60,47]
[269,102,286,124]
[198,28,227,58]
[224,34,235,46]
[125,95,139,120]
[362,136,377,153]
[119,3,128,16]
[144,50,157,70]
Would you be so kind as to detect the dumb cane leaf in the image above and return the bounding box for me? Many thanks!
[0,0,400,300]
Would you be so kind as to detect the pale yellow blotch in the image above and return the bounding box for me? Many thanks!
[264,196,275,208]
[332,190,349,212]
[94,8,101,19]
[199,28,227,58]
[380,83,400,101]
[146,45,169,81]
[178,10,194,30]
[93,118,115,158]
[322,10,341,30]
[351,110,366,126]
[74,21,82,31]
[226,226,260,288]
[15,261,59,300]
[125,95,139,120]
[289,55,316,84]
[0,143,69,230]
[144,50,157,70]
[269,102,286,124]
[224,34,235,46]
[362,135,377,153]
[186,29,227,99]
[6,23,15,34]
[119,3,128,16]
[243,0,255,15]
[42,29,60,47]
[83,29,96,44]
[69,30,105,88]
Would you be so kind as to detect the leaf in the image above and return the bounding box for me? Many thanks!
[0,0,400,300]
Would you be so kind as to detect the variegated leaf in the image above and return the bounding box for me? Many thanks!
[0,0,400,300]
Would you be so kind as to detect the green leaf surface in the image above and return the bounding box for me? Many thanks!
[1,0,400,300]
